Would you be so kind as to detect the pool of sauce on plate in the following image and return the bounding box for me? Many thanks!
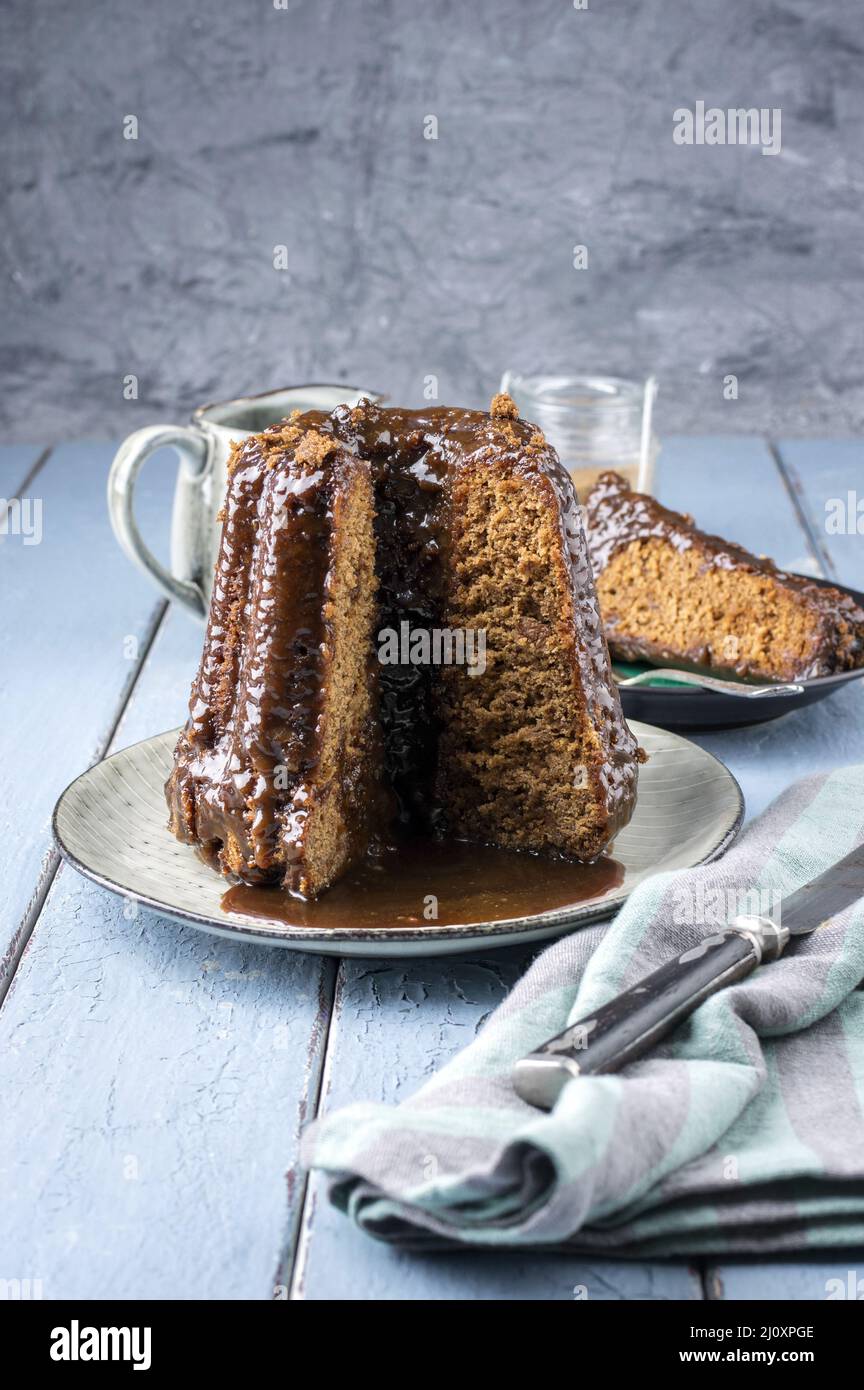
[221,838,625,930]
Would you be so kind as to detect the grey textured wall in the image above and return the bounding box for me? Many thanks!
[2,0,863,443]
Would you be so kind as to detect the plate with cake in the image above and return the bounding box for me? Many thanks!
[55,394,743,954]
[585,472,864,730]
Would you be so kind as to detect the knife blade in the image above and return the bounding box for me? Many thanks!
[513,842,864,1110]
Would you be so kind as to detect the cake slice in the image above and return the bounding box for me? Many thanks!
[585,471,864,682]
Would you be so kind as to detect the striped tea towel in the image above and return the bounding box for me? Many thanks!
[302,767,864,1254]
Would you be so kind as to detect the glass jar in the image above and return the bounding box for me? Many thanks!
[500,372,659,501]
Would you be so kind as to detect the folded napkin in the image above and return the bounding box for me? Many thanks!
[303,767,864,1254]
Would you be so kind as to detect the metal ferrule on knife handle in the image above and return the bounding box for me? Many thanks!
[512,915,790,1110]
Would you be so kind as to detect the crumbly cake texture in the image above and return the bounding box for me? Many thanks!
[585,471,864,682]
[167,399,643,897]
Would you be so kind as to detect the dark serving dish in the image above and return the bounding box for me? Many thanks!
[613,573,864,730]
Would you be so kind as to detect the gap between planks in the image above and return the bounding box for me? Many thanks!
[283,957,343,1299]
[0,444,53,520]
[765,438,834,579]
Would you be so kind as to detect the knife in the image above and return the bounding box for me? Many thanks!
[513,842,864,1110]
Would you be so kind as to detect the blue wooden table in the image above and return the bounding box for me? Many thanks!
[1,433,862,1301]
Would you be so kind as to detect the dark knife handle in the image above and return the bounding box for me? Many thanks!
[513,918,787,1109]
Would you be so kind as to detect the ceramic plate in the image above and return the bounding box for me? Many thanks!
[53,723,743,957]
[615,575,864,731]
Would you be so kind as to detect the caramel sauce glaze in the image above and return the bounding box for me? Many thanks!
[222,838,625,930]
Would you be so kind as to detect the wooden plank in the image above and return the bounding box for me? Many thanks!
[709,1258,864,1301]
[296,1212,703,1300]
[774,438,864,589]
[108,600,199,746]
[0,440,176,983]
[0,603,336,1299]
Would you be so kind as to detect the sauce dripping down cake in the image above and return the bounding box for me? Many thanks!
[166,396,643,898]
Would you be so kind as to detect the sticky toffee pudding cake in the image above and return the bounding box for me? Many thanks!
[166,396,643,898]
